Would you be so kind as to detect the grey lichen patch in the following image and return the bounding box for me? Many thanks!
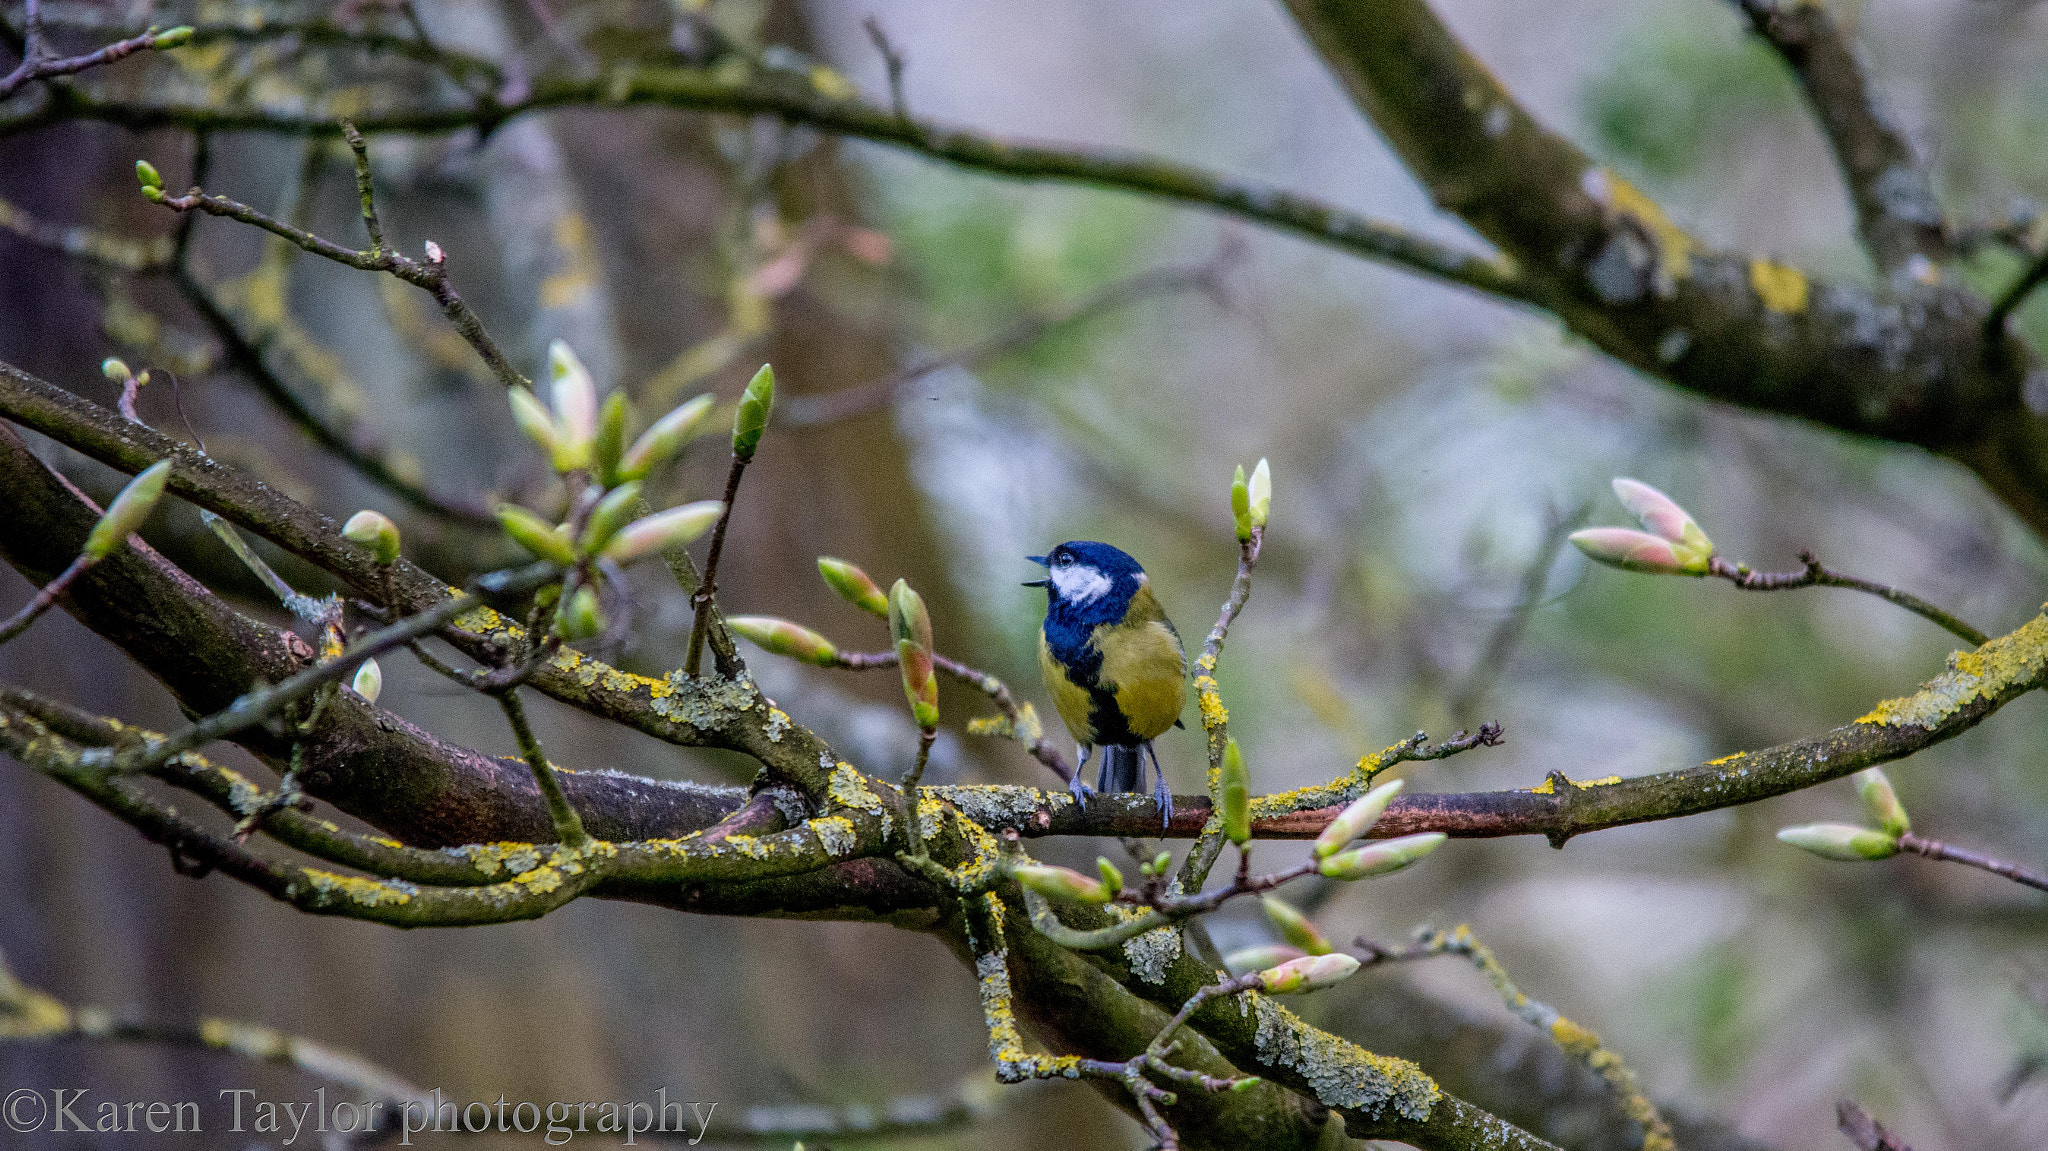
[828,761,893,841]
[930,784,1071,829]
[764,707,791,742]
[647,668,761,730]
[1858,612,2048,728]
[808,814,858,857]
[1251,996,1439,1120]
[1123,923,1183,985]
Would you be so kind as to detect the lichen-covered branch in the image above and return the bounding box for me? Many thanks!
[1407,925,1674,1151]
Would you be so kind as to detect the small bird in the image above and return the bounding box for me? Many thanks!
[1024,541,1187,823]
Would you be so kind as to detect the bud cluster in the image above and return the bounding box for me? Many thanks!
[1569,477,1715,576]
[1776,768,1911,862]
[494,340,740,642]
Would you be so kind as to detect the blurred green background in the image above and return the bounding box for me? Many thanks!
[4,0,2048,1147]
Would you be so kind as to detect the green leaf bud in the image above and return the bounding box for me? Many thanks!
[593,391,635,487]
[508,386,558,459]
[600,500,724,565]
[1312,778,1406,859]
[889,578,938,729]
[1855,768,1910,837]
[1011,863,1110,905]
[1220,737,1251,845]
[1259,896,1332,955]
[101,358,134,383]
[83,459,172,560]
[1231,463,1251,541]
[1247,457,1271,529]
[1096,856,1124,899]
[546,340,598,472]
[1257,953,1359,994]
[154,25,194,47]
[134,160,162,192]
[727,616,841,667]
[1151,850,1172,876]
[1318,832,1447,880]
[341,509,402,565]
[577,481,643,557]
[351,658,383,704]
[556,584,604,642]
[494,504,576,565]
[817,557,889,617]
[618,394,715,481]
[731,363,775,460]
[1776,823,1899,861]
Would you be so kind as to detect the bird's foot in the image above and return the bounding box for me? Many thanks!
[1068,771,1096,804]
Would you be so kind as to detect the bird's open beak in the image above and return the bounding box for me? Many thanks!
[1022,555,1050,588]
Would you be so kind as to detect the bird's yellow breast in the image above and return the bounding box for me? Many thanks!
[1094,617,1187,740]
[1039,631,1101,743]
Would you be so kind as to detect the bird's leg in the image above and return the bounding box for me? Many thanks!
[1144,742,1172,829]
[1070,743,1095,802]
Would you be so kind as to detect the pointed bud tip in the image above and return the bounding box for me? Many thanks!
[134,160,162,190]
[83,459,173,560]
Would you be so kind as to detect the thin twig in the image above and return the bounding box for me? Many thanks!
[1896,831,2048,893]
[0,18,189,99]
[1707,552,1986,646]
[1986,246,2048,341]
[831,648,1075,783]
[862,15,908,121]
[1836,1101,1913,1151]
[1177,524,1263,893]
[494,688,590,846]
[94,561,558,775]
[683,452,749,677]
[0,553,90,645]
[147,149,527,391]
[1448,502,1584,724]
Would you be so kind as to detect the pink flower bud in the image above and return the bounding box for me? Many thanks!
[1011,863,1111,904]
[1568,528,1708,576]
[1257,953,1360,994]
[727,616,840,667]
[600,501,724,565]
[1260,897,1332,955]
[1612,477,1713,555]
[1318,832,1447,880]
[1312,779,1405,859]
[1223,944,1306,975]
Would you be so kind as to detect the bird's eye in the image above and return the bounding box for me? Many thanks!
[1055,554,1072,567]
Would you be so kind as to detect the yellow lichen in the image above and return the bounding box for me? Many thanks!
[300,868,415,907]
[1857,613,2048,727]
[1584,168,1695,288]
[1748,258,1810,314]
[1251,996,1438,1119]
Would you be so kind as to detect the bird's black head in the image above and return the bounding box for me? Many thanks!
[1024,541,1147,617]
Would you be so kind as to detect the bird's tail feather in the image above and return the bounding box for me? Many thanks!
[1098,745,1144,794]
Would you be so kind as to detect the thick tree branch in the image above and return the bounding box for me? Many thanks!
[1732,0,1947,272]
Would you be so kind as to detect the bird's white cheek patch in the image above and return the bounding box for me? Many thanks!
[1052,564,1113,605]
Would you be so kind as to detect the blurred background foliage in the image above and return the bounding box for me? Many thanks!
[4,0,2048,1147]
